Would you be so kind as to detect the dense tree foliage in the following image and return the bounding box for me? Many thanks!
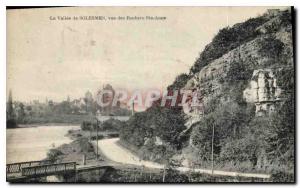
[120,106,186,162]
[167,73,191,90]
[100,118,126,132]
[257,36,284,59]
[191,101,255,162]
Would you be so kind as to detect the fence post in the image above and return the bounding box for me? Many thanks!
[96,119,99,160]
[82,154,86,165]
[74,164,77,183]
[162,165,166,183]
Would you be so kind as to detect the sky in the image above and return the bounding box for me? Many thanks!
[7,6,288,102]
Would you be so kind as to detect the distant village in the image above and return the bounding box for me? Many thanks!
[7,84,131,126]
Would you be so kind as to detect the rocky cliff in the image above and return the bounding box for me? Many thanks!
[120,8,294,176]
[171,9,294,173]
[181,8,293,123]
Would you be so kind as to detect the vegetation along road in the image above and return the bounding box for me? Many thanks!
[95,138,271,179]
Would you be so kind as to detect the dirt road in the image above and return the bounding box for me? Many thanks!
[95,138,270,179]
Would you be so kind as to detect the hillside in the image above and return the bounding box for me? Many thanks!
[120,8,294,181]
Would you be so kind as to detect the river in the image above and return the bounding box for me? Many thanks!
[6,124,79,164]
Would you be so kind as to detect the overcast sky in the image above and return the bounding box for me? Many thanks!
[7,6,288,102]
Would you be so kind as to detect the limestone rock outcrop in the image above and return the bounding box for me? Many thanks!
[243,69,283,116]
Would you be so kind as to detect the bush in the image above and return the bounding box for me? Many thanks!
[100,118,125,132]
[120,106,186,162]
[219,136,259,168]
[121,106,186,148]
[164,168,189,183]
[270,171,294,182]
[47,149,63,162]
[168,73,191,90]
[81,121,97,131]
[257,36,284,59]
[77,138,95,152]
[191,101,255,163]
[226,60,253,83]
[7,119,17,129]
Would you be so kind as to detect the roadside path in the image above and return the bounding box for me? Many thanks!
[94,138,270,179]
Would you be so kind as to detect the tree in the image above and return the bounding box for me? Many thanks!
[257,36,284,59]
[264,98,294,168]
[226,60,252,83]
[120,106,186,163]
[7,90,14,119]
[84,91,94,113]
[191,114,218,161]
[191,101,255,164]
[16,103,26,122]
[7,91,17,129]
[219,133,260,168]
[145,106,186,148]
[168,73,191,90]
[54,101,72,114]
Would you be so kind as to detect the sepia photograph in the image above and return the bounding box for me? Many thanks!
[6,6,295,183]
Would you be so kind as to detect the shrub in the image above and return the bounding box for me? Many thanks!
[270,171,294,182]
[257,36,284,59]
[81,121,97,131]
[120,106,186,162]
[6,119,17,129]
[47,149,63,162]
[164,168,189,183]
[100,118,125,132]
[168,73,191,90]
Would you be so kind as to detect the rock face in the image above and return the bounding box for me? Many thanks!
[181,9,292,122]
[243,69,283,116]
[163,8,293,170]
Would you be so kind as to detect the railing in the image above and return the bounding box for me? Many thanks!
[6,160,52,174]
[21,162,76,177]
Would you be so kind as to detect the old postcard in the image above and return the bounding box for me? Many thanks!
[6,6,295,183]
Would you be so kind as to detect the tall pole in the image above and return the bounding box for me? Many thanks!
[131,101,135,116]
[211,123,215,175]
[96,119,99,160]
[162,165,166,183]
[89,129,92,142]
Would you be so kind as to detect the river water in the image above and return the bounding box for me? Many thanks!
[6,124,80,164]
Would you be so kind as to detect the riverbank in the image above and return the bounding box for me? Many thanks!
[16,122,81,128]
[17,114,94,127]
[46,137,101,165]
[45,127,110,166]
